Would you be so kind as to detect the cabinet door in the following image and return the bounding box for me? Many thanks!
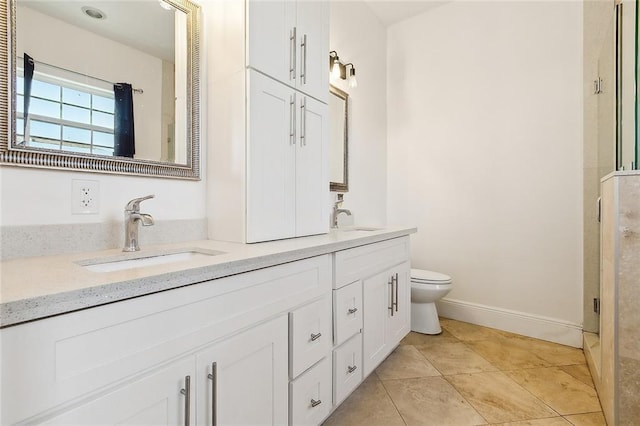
[247,71,296,242]
[362,270,394,377]
[387,262,411,347]
[295,95,329,237]
[295,0,329,101]
[246,0,296,86]
[43,357,195,425]
[196,316,289,426]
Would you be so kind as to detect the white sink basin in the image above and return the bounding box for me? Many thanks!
[341,227,381,232]
[80,249,223,273]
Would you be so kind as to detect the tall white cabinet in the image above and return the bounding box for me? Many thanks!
[208,0,329,243]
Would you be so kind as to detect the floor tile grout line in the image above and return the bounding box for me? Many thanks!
[441,322,601,417]
[439,326,569,421]
[375,372,410,426]
[440,373,560,424]
[378,365,490,426]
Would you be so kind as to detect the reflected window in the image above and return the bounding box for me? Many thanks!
[16,72,115,156]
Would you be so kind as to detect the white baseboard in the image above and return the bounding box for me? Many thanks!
[436,298,583,348]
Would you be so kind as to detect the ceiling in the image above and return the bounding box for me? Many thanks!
[20,0,176,62]
[364,1,450,27]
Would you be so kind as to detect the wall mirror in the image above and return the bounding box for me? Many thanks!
[616,0,639,171]
[1,0,200,179]
[329,85,348,192]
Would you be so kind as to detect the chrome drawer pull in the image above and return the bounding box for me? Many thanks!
[347,365,358,374]
[300,34,307,84]
[388,277,394,316]
[207,362,217,426]
[290,27,296,80]
[310,332,322,341]
[310,398,322,408]
[180,375,191,426]
[347,307,358,315]
[394,273,399,312]
[300,97,306,146]
[289,94,296,145]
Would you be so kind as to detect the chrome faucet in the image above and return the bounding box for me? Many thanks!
[123,195,155,252]
[332,194,352,228]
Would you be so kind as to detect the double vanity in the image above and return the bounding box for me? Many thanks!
[0,227,415,425]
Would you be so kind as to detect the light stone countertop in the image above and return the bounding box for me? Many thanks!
[0,227,416,327]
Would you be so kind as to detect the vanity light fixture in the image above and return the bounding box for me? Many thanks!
[329,51,342,80]
[345,63,357,88]
[81,6,106,20]
[329,51,357,88]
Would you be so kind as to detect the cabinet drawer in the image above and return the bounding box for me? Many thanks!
[289,357,332,426]
[334,236,410,289]
[289,297,332,378]
[333,332,363,406]
[333,280,363,346]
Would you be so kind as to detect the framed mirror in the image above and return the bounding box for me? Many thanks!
[329,85,348,192]
[1,0,201,179]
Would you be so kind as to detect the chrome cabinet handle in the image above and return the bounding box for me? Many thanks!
[394,273,399,312]
[207,362,217,426]
[347,307,358,315]
[310,332,322,341]
[290,27,296,80]
[300,34,307,84]
[180,375,191,426]
[290,94,296,145]
[347,365,358,374]
[310,398,322,408]
[388,276,394,317]
[300,97,306,146]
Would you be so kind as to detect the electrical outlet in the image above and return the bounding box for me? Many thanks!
[72,180,99,214]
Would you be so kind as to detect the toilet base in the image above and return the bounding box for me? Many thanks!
[411,301,442,334]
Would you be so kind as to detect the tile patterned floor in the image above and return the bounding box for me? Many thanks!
[323,318,606,426]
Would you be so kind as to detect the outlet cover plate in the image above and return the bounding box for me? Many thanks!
[72,179,99,214]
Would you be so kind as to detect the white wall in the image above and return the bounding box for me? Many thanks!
[387,1,584,345]
[330,1,387,226]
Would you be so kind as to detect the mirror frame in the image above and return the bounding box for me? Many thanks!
[329,85,349,192]
[1,0,201,180]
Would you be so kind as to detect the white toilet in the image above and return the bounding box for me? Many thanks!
[410,268,453,334]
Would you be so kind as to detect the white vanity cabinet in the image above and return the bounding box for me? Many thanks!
[333,237,411,379]
[0,255,330,425]
[207,0,329,244]
[247,71,329,242]
[246,0,329,102]
[0,232,416,426]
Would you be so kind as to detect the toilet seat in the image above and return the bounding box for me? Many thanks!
[411,268,452,285]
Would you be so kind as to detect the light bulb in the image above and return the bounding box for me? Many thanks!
[348,67,358,88]
[159,0,173,10]
[331,58,341,80]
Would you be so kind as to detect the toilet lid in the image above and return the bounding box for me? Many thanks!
[411,268,452,283]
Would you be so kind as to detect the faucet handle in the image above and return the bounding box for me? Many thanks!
[125,194,155,212]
